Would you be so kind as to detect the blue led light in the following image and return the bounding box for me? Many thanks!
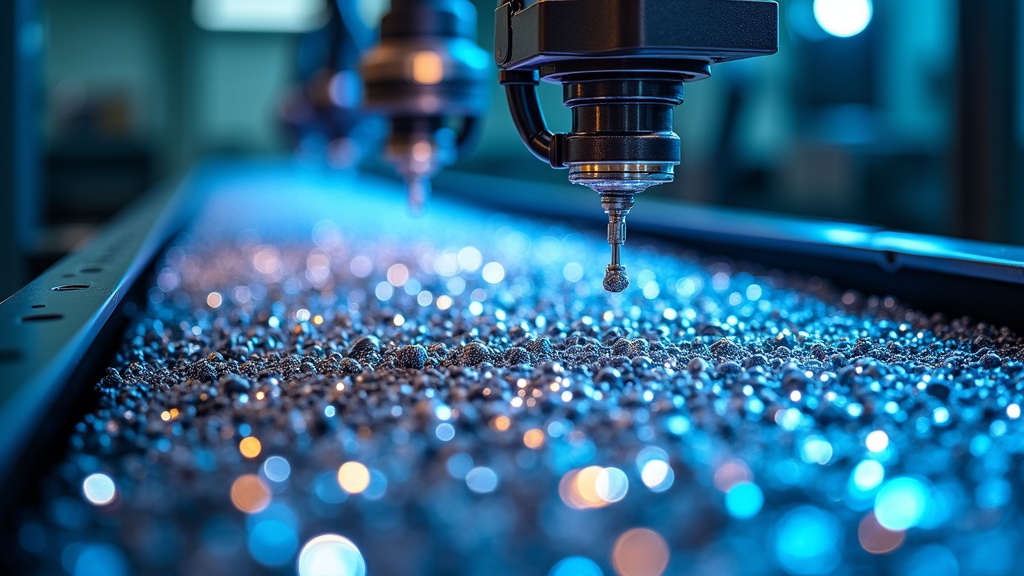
[666,415,691,435]
[446,452,474,479]
[774,506,842,575]
[263,456,291,483]
[73,544,127,576]
[969,435,991,457]
[549,556,603,576]
[813,0,873,38]
[465,466,499,494]
[314,472,348,504]
[725,482,764,519]
[918,481,958,529]
[248,519,299,566]
[800,436,833,465]
[976,478,1011,509]
[247,502,298,532]
[777,408,803,431]
[82,473,117,506]
[435,423,455,442]
[363,469,388,500]
[899,544,959,576]
[851,460,884,492]
[874,477,929,531]
[247,503,300,566]
[434,422,454,438]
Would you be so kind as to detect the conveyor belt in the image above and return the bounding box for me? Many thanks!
[5,162,1024,576]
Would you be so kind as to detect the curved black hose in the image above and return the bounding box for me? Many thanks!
[500,70,559,166]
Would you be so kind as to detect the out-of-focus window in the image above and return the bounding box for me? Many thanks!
[192,0,328,33]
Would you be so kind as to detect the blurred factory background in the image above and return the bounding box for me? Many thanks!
[2,0,1022,300]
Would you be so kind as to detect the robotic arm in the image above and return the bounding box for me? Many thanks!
[360,0,490,213]
[495,0,778,291]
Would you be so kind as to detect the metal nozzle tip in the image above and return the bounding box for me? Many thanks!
[406,177,431,215]
[603,264,629,292]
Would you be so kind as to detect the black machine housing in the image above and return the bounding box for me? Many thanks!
[495,0,778,172]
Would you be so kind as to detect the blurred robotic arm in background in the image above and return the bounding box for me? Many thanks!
[285,0,489,214]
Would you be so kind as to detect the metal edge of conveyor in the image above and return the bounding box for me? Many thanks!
[0,165,208,506]
[434,170,1024,328]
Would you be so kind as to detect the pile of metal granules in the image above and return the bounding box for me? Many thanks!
[10,169,1024,576]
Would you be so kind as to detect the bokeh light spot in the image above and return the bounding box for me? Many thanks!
[435,422,455,442]
[231,474,271,514]
[713,459,752,492]
[858,512,905,555]
[595,467,629,503]
[239,436,262,459]
[899,544,959,576]
[800,435,833,465]
[297,534,366,576]
[73,543,127,576]
[865,430,889,453]
[482,262,505,284]
[492,415,511,432]
[337,462,371,494]
[611,528,669,576]
[813,0,872,38]
[640,460,674,492]
[851,460,885,492]
[550,556,603,576]
[874,477,929,531]
[82,473,117,506]
[523,428,545,449]
[466,466,499,494]
[725,482,764,519]
[774,506,842,575]
[263,456,291,483]
[248,519,298,566]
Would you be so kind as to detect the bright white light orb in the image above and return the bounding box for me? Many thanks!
[466,466,499,494]
[83,473,117,506]
[813,0,873,38]
[297,534,366,576]
[595,467,629,503]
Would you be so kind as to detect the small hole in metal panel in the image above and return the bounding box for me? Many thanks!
[52,284,90,291]
[20,313,64,322]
